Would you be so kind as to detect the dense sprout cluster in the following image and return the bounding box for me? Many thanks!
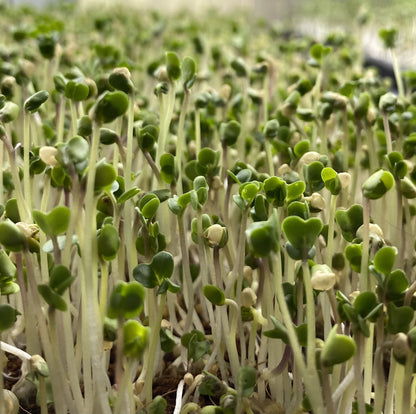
[1,2,416,414]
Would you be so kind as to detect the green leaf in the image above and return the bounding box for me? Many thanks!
[0,101,19,123]
[385,269,409,300]
[246,220,279,257]
[0,220,26,252]
[123,319,149,359]
[353,291,379,320]
[24,90,49,112]
[137,124,158,152]
[238,366,256,397]
[117,187,141,204]
[321,167,342,195]
[321,325,356,367]
[335,205,363,242]
[220,120,241,146]
[362,170,394,199]
[181,56,197,90]
[97,224,120,261]
[378,27,398,49]
[107,281,146,319]
[0,304,18,330]
[108,69,134,94]
[0,249,16,280]
[379,92,397,113]
[49,265,75,295]
[32,206,71,236]
[133,264,158,288]
[165,51,181,81]
[373,246,397,276]
[94,161,117,192]
[263,119,279,140]
[160,327,176,353]
[93,90,129,124]
[100,128,119,145]
[203,285,225,306]
[64,80,89,101]
[387,302,414,334]
[151,251,174,280]
[263,315,289,343]
[230,57,247,77]
[139,194,160,220]
[263,176,286,207]
[282,216,323,252]
[345,243,362,273]
[148,395,167,414]
[286,181,305,203]
[160,153,177,184]
[199,372,228,398]
[38,284,67,311]
[5,198,20,223]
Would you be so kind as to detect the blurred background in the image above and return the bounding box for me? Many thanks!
[6,0,416,68]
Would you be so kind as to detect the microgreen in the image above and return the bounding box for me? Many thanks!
[1,4,416,414]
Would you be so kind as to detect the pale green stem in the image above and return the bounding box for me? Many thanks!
[143,292,166,405]
[156,81,175,169]
[264,139,274,176]
[24,112,33,220]
[223,299,240,385]
[114,359,134,414]
[177,213,194,333]
[56,98,66,143]
[69,100,78,137]
[342,108,349,172]
[81,122,112,414]
[270,252,324,413]
[363,324,374,404]
[0,139,3,205]
[301,260,317,370]
[123,94,136,277]
[354,333,366,414]
[360,196,370,291]
[176,90,190,195]
[391,49,405,99]
[382,112,393,154]
[402,354,415,414]
[385,350,397,414]
[99,260,109,322]
[195,107,201,155]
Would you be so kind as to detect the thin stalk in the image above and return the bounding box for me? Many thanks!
[80,122,112,414]
[1,133,30,221]
[123,94,136,277]
[363,324,374,404]
[56,98,66,143]
[321,365,335,413]
[99,260,110,322]
[301,260,317,370]
[194,107,201,155]
[342,108,349,172]
[143,292,166,404]
[354,333,366,414]
[382,112,393,154]
[0,139,3,205]
[390,48,405,98]
[176,89,190,195]
[23,110,32,220]
[385,350,397,414]
[270,252,325,413]
[177,213,194,333]
[69,100,78,136]
[360,196,371,291]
